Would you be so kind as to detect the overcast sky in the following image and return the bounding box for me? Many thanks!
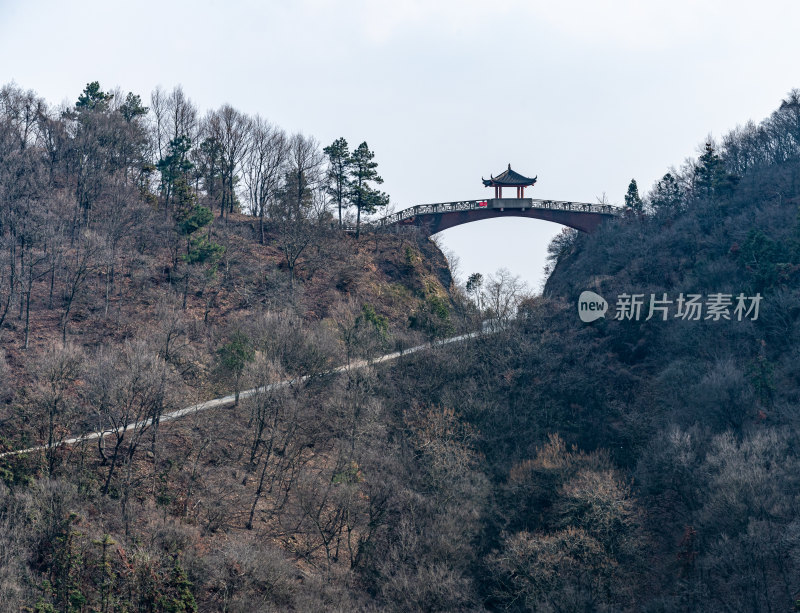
[2,0,799,290]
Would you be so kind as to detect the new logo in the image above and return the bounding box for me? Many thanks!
[578,291,608,322]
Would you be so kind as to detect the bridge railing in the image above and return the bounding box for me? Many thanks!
[370,199,620,228]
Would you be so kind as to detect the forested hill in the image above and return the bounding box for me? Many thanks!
[0,81,465,611]
[2,81,800,612]
[325,91,800,611]
[0,81,456,389]
[440,90,800,610]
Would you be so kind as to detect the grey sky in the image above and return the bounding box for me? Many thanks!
[2,0,799,290]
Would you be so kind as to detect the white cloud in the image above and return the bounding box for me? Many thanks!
[2,0,800,289]
[333,0,798,51]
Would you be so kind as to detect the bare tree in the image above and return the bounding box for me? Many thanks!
[483,268,529,331]
[264,133,325,294]
[29,343,83,474]
[58,229,101,342]
[242,357,309,531]
[151,85,198,163]
[18,211,50,349]
[285,132,323,215]
[204,104,250,219]
[0,83,46,152]
[90,340,177,534]
[242,116,287,244]
[0,234,17,338]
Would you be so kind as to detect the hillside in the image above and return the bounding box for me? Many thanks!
[2,81,800,612]
[373,91,800,610]
[0,80,473,611]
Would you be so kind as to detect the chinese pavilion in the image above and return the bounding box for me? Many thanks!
[482,164,537,198]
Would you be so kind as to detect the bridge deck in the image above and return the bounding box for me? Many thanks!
[345,198,620,233]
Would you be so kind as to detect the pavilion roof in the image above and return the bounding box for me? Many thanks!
[482,164,537,187]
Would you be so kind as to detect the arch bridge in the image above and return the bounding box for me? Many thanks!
[368,197,620,235]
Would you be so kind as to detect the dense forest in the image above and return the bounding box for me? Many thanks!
[0,81,799,612]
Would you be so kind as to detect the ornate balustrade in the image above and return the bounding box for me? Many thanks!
[374,199,619,227]
[339,199,619,233]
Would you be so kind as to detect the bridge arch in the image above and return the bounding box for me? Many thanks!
[373,198,619,235]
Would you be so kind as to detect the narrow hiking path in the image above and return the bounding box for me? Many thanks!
[0,328,488,459]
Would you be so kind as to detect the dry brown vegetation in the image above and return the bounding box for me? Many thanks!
[3,81,800,612]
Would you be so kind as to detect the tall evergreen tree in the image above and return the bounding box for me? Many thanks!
[323,137,351,226]
[649,172,683,212]
[624,178,643,213]
[157,135,194,217]
[348,141,389,238]
[694,141,739,201]
[118,92,148,123]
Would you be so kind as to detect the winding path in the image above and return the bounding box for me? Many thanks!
[0,328,487,460]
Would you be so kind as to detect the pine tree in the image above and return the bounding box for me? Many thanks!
[119,92,148,123]
[158,556,197,613]
[624,179,643,213]
[157,135,194,217]
[694,141,739,201]
[50,512,87,613]
[323,137,351,226]
[159,135,223,306]
[196,136,224,212]
[348,142,389,238]
[75,81,113,112]
[218,330,255,404]
[93,534,116,613]
[650,172,683,212]
[466,272,484,310]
